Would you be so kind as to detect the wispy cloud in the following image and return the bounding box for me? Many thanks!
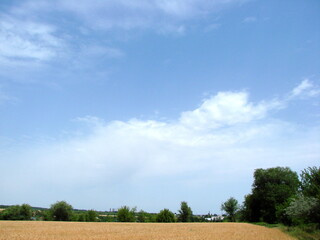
[13,0,249,33]
[0,15,63,63]
[0,0,250,79]
[290,79,320,98]
[0,14,123,82]
[1,80,319,211]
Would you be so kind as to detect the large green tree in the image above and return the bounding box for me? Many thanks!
[49,201,73,221]
[19,204,32,220]
[117,206,136,222]
[243,167,299,223]
[156,209,176,223]
[178,201,193,222]
[221,197,239,222]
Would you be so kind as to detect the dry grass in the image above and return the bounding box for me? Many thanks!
[0,221,295,240]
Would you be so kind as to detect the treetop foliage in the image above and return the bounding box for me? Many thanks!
[300,166,320,199]
[241,166,319,226]
[178,201,193,222]
[221,197,239,222]
[156,209,176,223]
[49,201,73,221]
[246,167,300,223]
[0,204,32,220]
[117,206,136,222]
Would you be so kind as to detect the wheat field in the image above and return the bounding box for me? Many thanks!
[0,221,295,240]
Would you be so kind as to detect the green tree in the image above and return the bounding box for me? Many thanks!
[156,209,176,223]
[77,213,86,222]
[137,210,146,222]
[239,194,257,222]
[49,201,73,221]
[41,210,52,221]
[86,210,98,222]
[221,197,239,222]
[19,204,32,220]
[300,166,320,199]
[243,167,299,223]
[178,201,193,222]
[1,205,21,220]
[298,166,320,224]
[146,213,157,222]
[117,206,136,222]
[0,204,32,220]
[285,194,319,225]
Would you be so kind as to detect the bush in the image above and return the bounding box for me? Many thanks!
[117,206,136,222]
[156,209,176,223]
[285,195,319,225]
[0,204,32,220]
[49,201,73,221]
[86,210,98,222]
[137,210,146,222]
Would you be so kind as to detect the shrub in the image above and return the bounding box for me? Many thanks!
[49,201,73,221]
[0,204,32,220]
[117,206,136,222]
[156,209,176,223]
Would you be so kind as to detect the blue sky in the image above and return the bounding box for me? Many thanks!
[0,0,319,214]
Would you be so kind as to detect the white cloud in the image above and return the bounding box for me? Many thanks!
[180,91,282,130]
[0,15,63,63]
[1,80,319,212]
[290,79,320,98]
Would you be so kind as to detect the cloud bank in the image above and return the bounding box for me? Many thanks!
[1,80,319,213]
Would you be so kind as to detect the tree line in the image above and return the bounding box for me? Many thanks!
[221,166,319,229]
[0,201,193,223]
[1,166,319,228]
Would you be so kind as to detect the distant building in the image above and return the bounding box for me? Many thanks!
[204,215,224,222]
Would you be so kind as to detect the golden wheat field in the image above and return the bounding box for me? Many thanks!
[0,221,295,240]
